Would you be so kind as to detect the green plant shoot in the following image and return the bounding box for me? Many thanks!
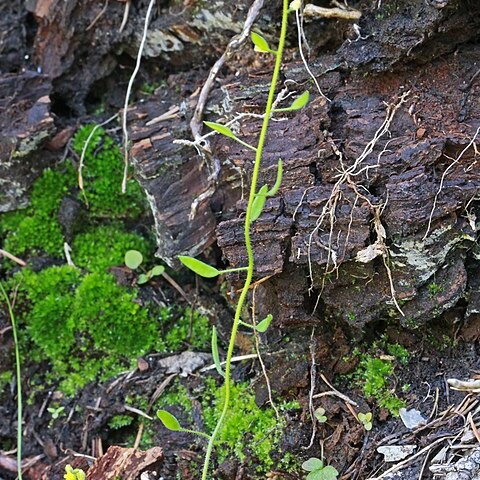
[169,2,311,478]
[302,458,339,480]
[0,283,23,480]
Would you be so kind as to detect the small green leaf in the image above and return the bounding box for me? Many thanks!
[150,265,165,276]
[266,159,283,197]
[137,273,149,284]
[178,256,220,278]
[302,458,324,472]
[157,410,182,431]
[204,121,237,140]
[125,250,143,269]
[251,184,269,222]
[251,32,272,53]
[211,327,225,377]
[314,407,327,423]
[320,466,339,480]
[255,314,273,333]
[358,412,373,431]
[289,0,302,11]
[289,90,310,110]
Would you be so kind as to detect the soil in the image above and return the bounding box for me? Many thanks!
[1,0,480,479]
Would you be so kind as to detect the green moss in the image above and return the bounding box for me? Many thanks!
[351,342,407,416]
[156,308,211,353]
[72,226,150,273]
[71,125,145,219]
[15,266,156,395]
[155,381,192,413]
[0,371,13,392]
[0,125,146,259]
[109,415,134,430]
[202,378,278,471]
[72,271,155,353]
[2,167,75,256]
[386,343,409,365]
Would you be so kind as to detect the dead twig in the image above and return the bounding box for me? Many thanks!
[190,0,265,141]
[252,285,280,420]
[423,126,480,239]
[121,0,156,193]
[86,0,109,31]
[303,4,362,20]
[0,249,26,267]
[119,0,131,33]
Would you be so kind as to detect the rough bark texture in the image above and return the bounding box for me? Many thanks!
[0,72,55,212]
[129,0,480,330]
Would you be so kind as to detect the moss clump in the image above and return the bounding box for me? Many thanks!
[2,167,75,256]
[72,226,150,273]
[17,266,157,395]
[202,378,279,472]
[71,125,145,219]
[12,263,211,396]
[0,371,13,392]
[109,415,134,430]
[1,125,146,259]
[351,340,408,416]
[155,307,211,353]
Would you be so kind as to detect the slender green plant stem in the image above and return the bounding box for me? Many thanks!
[0,283,22,480]
[201,2,290,478]
[180,428,211,440]
[219,267,249,274]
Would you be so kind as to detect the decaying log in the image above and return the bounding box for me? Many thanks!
[86,446,163,480]
[0,71,55,212]
[0,1,30,73]
[27,0,283,114]
[129,0,480,329]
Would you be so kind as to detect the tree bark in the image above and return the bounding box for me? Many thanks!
[129,0,480,329]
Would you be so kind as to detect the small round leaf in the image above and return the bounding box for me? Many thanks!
[157,410,182,431]
[150,265,165,276]
[137,273,149,285]
[125,250,143,269]
[302,458,324,472]
[321,466,339,480]
[290,0,302,11]
[314,407,327,423]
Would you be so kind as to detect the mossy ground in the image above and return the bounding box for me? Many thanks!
[347,337,409,416]
[119,376,300,474]
[0,125,210,397]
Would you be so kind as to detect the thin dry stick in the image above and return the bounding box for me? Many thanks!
[304,327,318,450]
[252,285,280,420]
[0,249,26,267]
[119,0,131,33]
[314,373,359,407]
[121,0,156,193]
[303,4,362,20]
[367,436,449,480]
[190,0,265,141]
[295,7,330,102]
[86,0,109,31]
[423,126,480,239]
